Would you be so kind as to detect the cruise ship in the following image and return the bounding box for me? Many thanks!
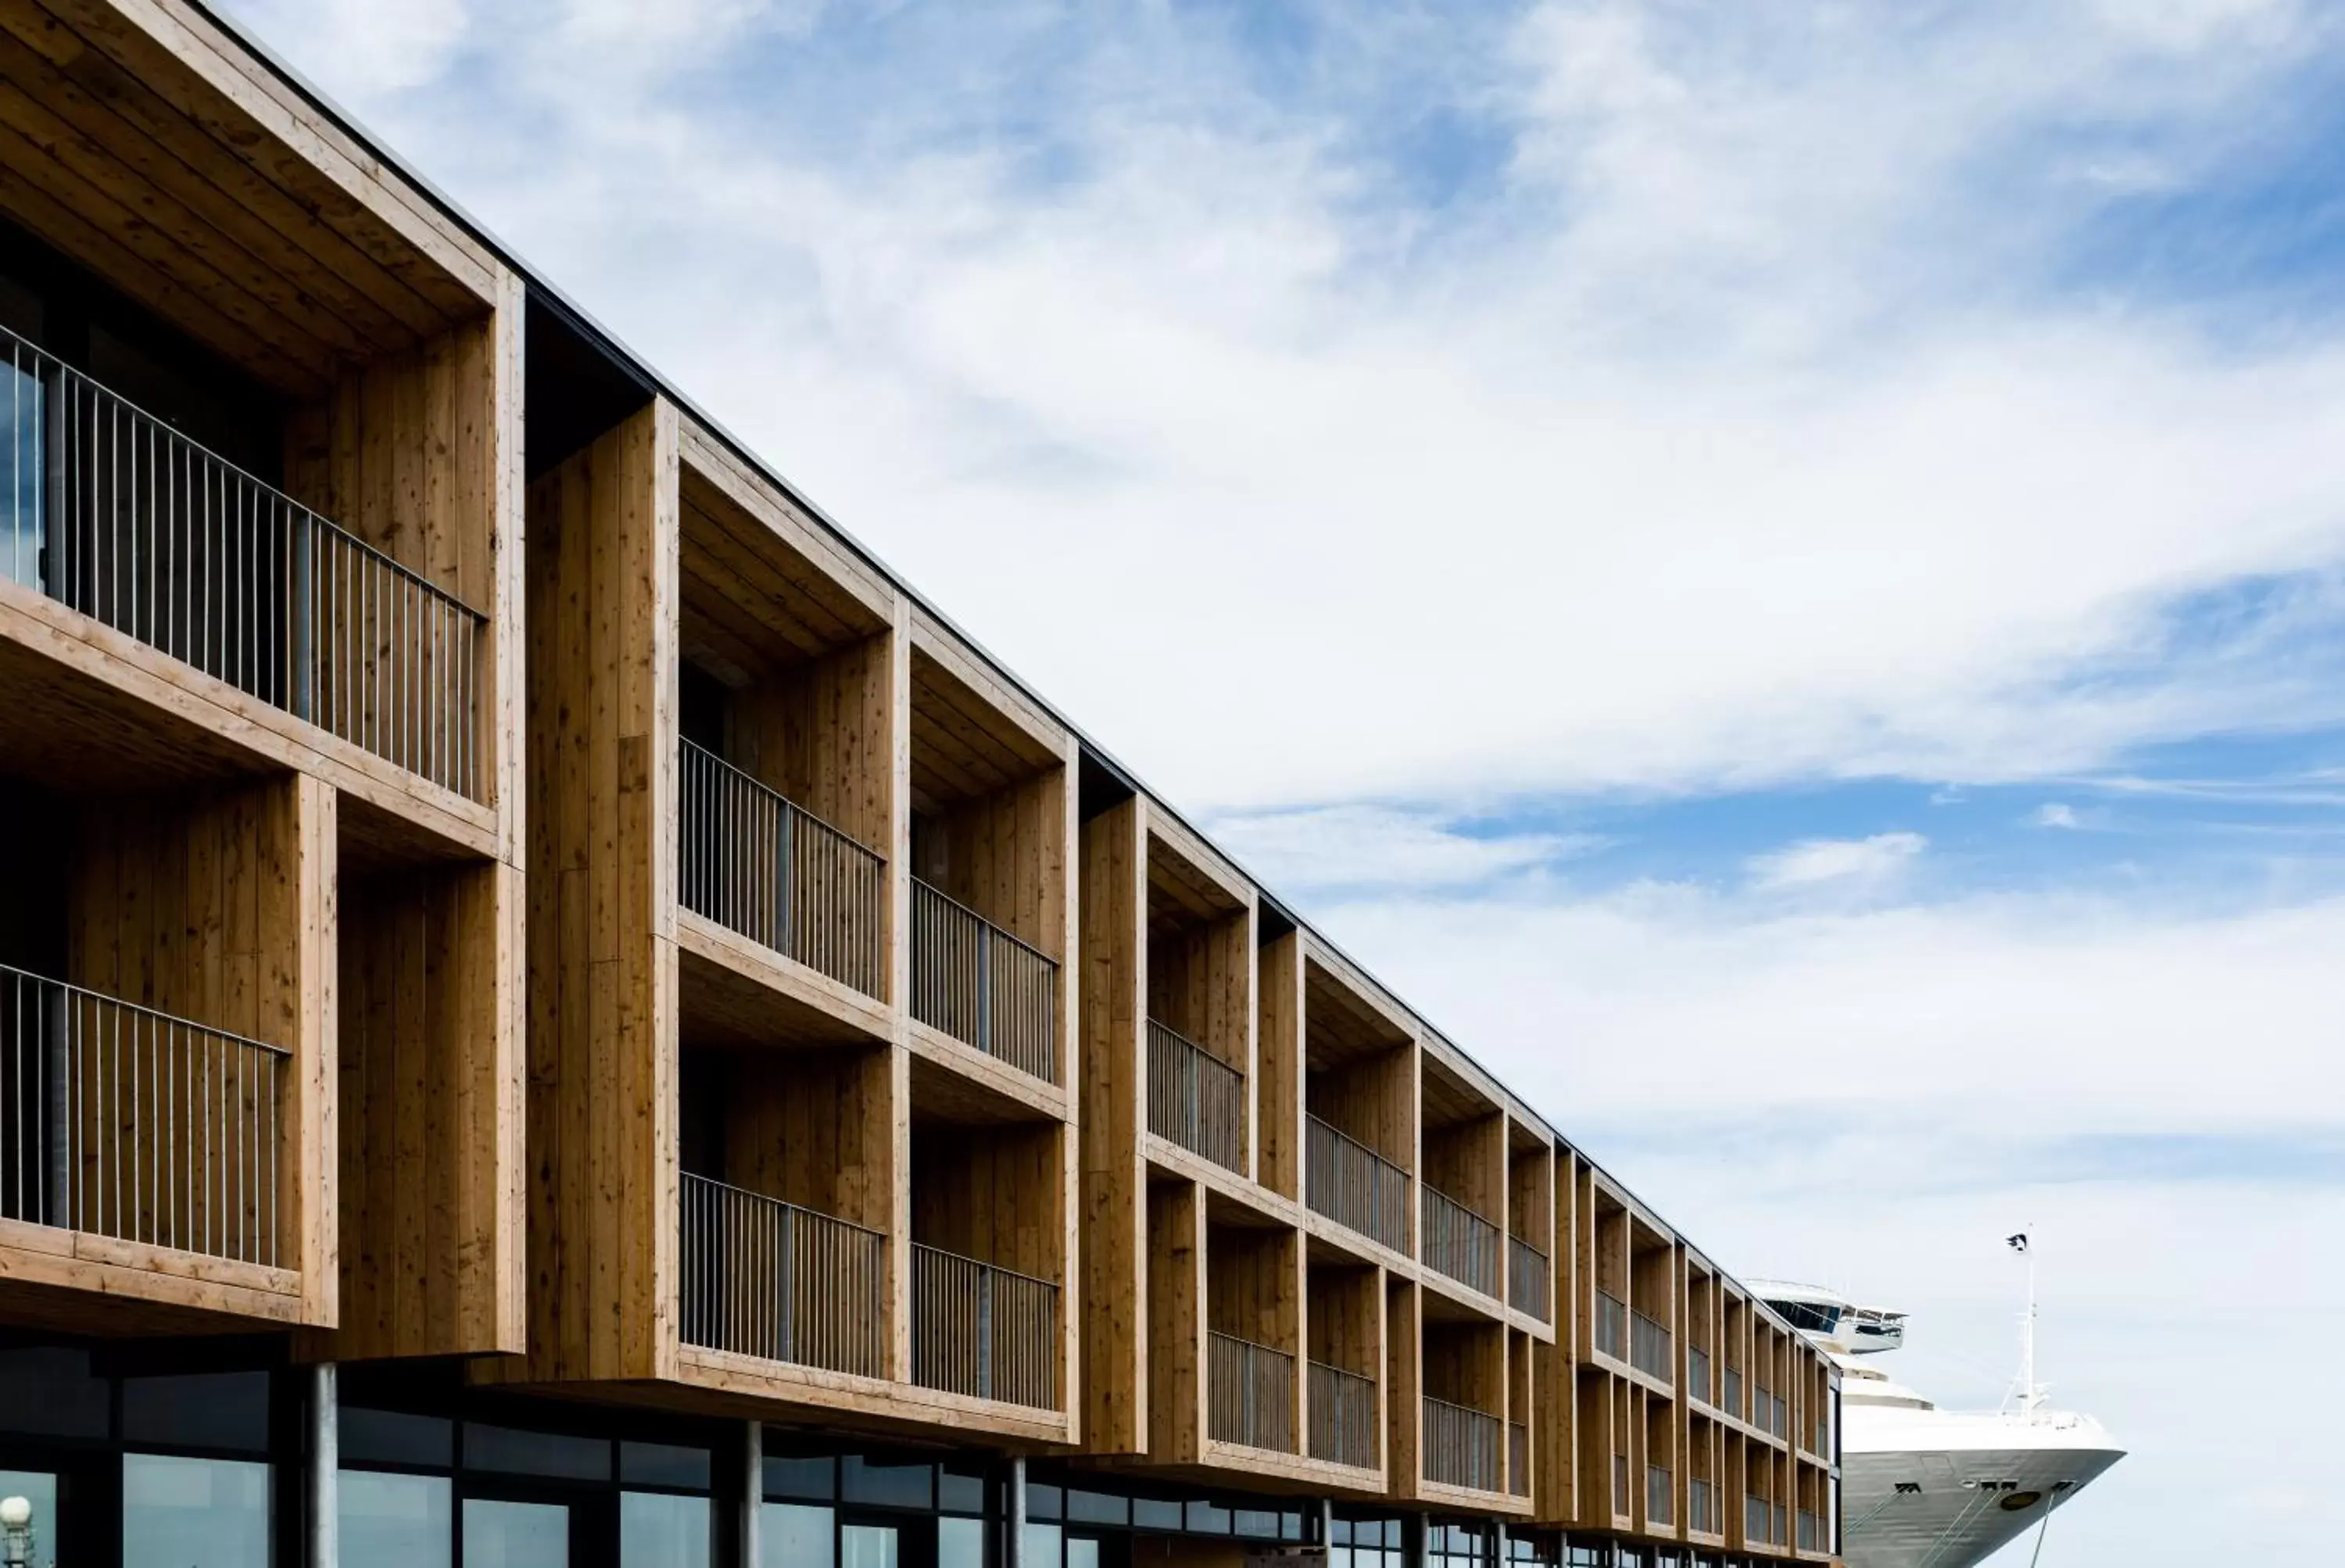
[1750,1280,2123,1568]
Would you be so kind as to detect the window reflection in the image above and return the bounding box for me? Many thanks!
[463,1498,567,1568]
[841,1523,900,1568]
[123,1454,270,1568]
[622,1491,711,1568]
[341,1470,452,1568]
[763,1502,835,1568]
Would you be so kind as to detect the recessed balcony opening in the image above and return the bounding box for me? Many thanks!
[1144,836,1248,1175]
[1421,1312,1505,1495]
[1420,1057,1502,1299]
[1643,1388,1675,1530]
[1507,1327,1534,1499]
[1305,1254,1380,1471]
[1205,1212,1297,1454]
[908,647,1065,1083]
[1688,1413,1723,1538]
[0,774,301,1285]
[1629,1221,1675,1383]
[1301,959,1411,1252]
[1506,1127,1552,1323]
[676,468,893,1001]
[1684,1267,1717,1409]
[1591,1190,1629,1362]
[1721,1293,1749,1423]
[908,1085,1065,1412]
[2,209,500,801]
[675,1038,892,1380]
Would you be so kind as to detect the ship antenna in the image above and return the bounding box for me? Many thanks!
[2007,1226,2039,1417]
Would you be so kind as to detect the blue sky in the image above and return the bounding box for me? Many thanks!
[225,0,2345,1557]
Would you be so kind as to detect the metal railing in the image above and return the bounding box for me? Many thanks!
[1509,1234,1550,1320]
[0,965,286,1267]
[1631,1309,1674,1380]
[1723,1365,1744,1420]
[1810,1416,1830,1455]
[1304,1114,1409,1251]
[1647,1466,1673,1527]
[1145,1019,1244,1172]
[1752,1384,1788,1438]
[1207,1331,1294,1452]
[1508,1421,1531,1496]
[1799,1508,1820,1552]
[1420,1186,1500,1298]
[1595,1288,1627,1359]
[2,325,485,797]
[1686,1344,1713,1404]
[1613,1455,1631,1517]
[910,879,1058,1083]
[1689,1477,1718,1535]
[678,1173,886,1377]
[678,740,886,997]
[1422,1395,1502,1493]
[1745,1495,1771,1545]
[911,1243,1059,1409]
[1308,1361,1378,1470]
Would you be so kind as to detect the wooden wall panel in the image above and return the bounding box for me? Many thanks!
[707,1044,891,1230]
[518,400,678,1383]
[1147,1177,1204,1465]
[1146,907,1251,1072]
[332,858,519,1358]
[918,765,1066,958]
[1255,929,1301,1200]
[1385,1276,1420,1501]
[725,631,893,854]
[1079,798,1145,1454]
[909,1122,1062,1282]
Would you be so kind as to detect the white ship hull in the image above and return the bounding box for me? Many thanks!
[1842,1408,2122,1568]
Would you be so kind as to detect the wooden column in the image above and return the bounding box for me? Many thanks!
[1147,1177,1204,1464]
[1079,796,1146,1453]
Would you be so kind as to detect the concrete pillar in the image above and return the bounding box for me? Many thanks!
[309,1363,337,1568]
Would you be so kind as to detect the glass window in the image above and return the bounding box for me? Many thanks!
[939,1516,986,1568]
[0,1470,58,1566]
[1024,1483,1062,1521]
[0,1349,107,1439]
[464,1425,610,1482]
[765,1455,836,1501]
[1065,1489,1126,1526]
[939,1468,986,1515]
[622,1443,711,1491]
[464,1498,567,1568]
[842,1458,932,1510]
[764,1503,835,1568]
[1235,1509,1279,1539]
[1020,1523,1060,1568]
[1184,1501,1230,1534]
[342,1470,452,1568]
[623,1492,711,1568]
[843,1523,901,1568]
[1065,1539,1100,1568]
[123,1454,270,1568]
[344,1409,455,1469]
[1132,1498,1182,1532]
[124,1373,270,1452]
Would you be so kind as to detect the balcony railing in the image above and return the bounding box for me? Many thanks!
[1810,1416,1830,1455]
[1799,1508,1820,1552]
[1420,1186,1500,1298]
[1613,1455,1631,1518]
[1308,1361,1379,1470]
[1630,1309,1674,1380]
[1689,1477,1719,1536]
[1207,1331,1294,1453]
[1145,1019,1243,1172]
[1595,1288,1627,1360]
[911,1242,1058,1409]
[1647,1465,1673,1527]
[1723,1365,1744,1420]
[678,740,886,997]
[1509,1234,1550,1321]
[910,879,1058,1083]
[1752,1384,1788,1438]
[678,1173,886,1377]
[2,324,485,797]
[1687,1343,1713,1404]
[1508,1420,1531,1497]
[1422,1395,1503,1493]
[0,965,287,1268]
[1304,1113,1408,1251]
[1745,1495,1770,1545]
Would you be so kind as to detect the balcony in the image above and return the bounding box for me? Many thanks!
[1613,1454,1630,1518]
[1207,1330,1294,1452]
[1647,1465,1674,1527]
[1630,1308,1674,1381]
[1422,1394,1503,1493]
[911,1243,1059,1410]
[0,965,287,1267]
[1508,1234,1550,1321]
[909,878,1059,1082]
[1308,1361,1378,1470]
[677,1173,886,1378]
[678,740,886,997]
[1811,1416,1831,1456]
[1799,1508,1821,1552]
[1753,1384,1788,1438]
[1595,1288,1627,1360]
[1689,1477,1719,1536]
[1687,1343,1713,1404]
[1508,1420,1531,1497]
[1420,1186,1500,1298]
[1146,1018,1244,1172]
[1305,1113,1408,1251]
[1723,1364,1744,1420]
[2,326,485,797]
[1745,1495,1771,1545]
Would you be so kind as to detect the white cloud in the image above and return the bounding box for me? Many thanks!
[1203,805,1598,892]
[2034,801,2082,828]
[1745,829,1927,890]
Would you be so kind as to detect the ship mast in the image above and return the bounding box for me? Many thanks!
[2021,1233,2039,1416]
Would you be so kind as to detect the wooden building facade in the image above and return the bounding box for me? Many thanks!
[0,2,1840,1566]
